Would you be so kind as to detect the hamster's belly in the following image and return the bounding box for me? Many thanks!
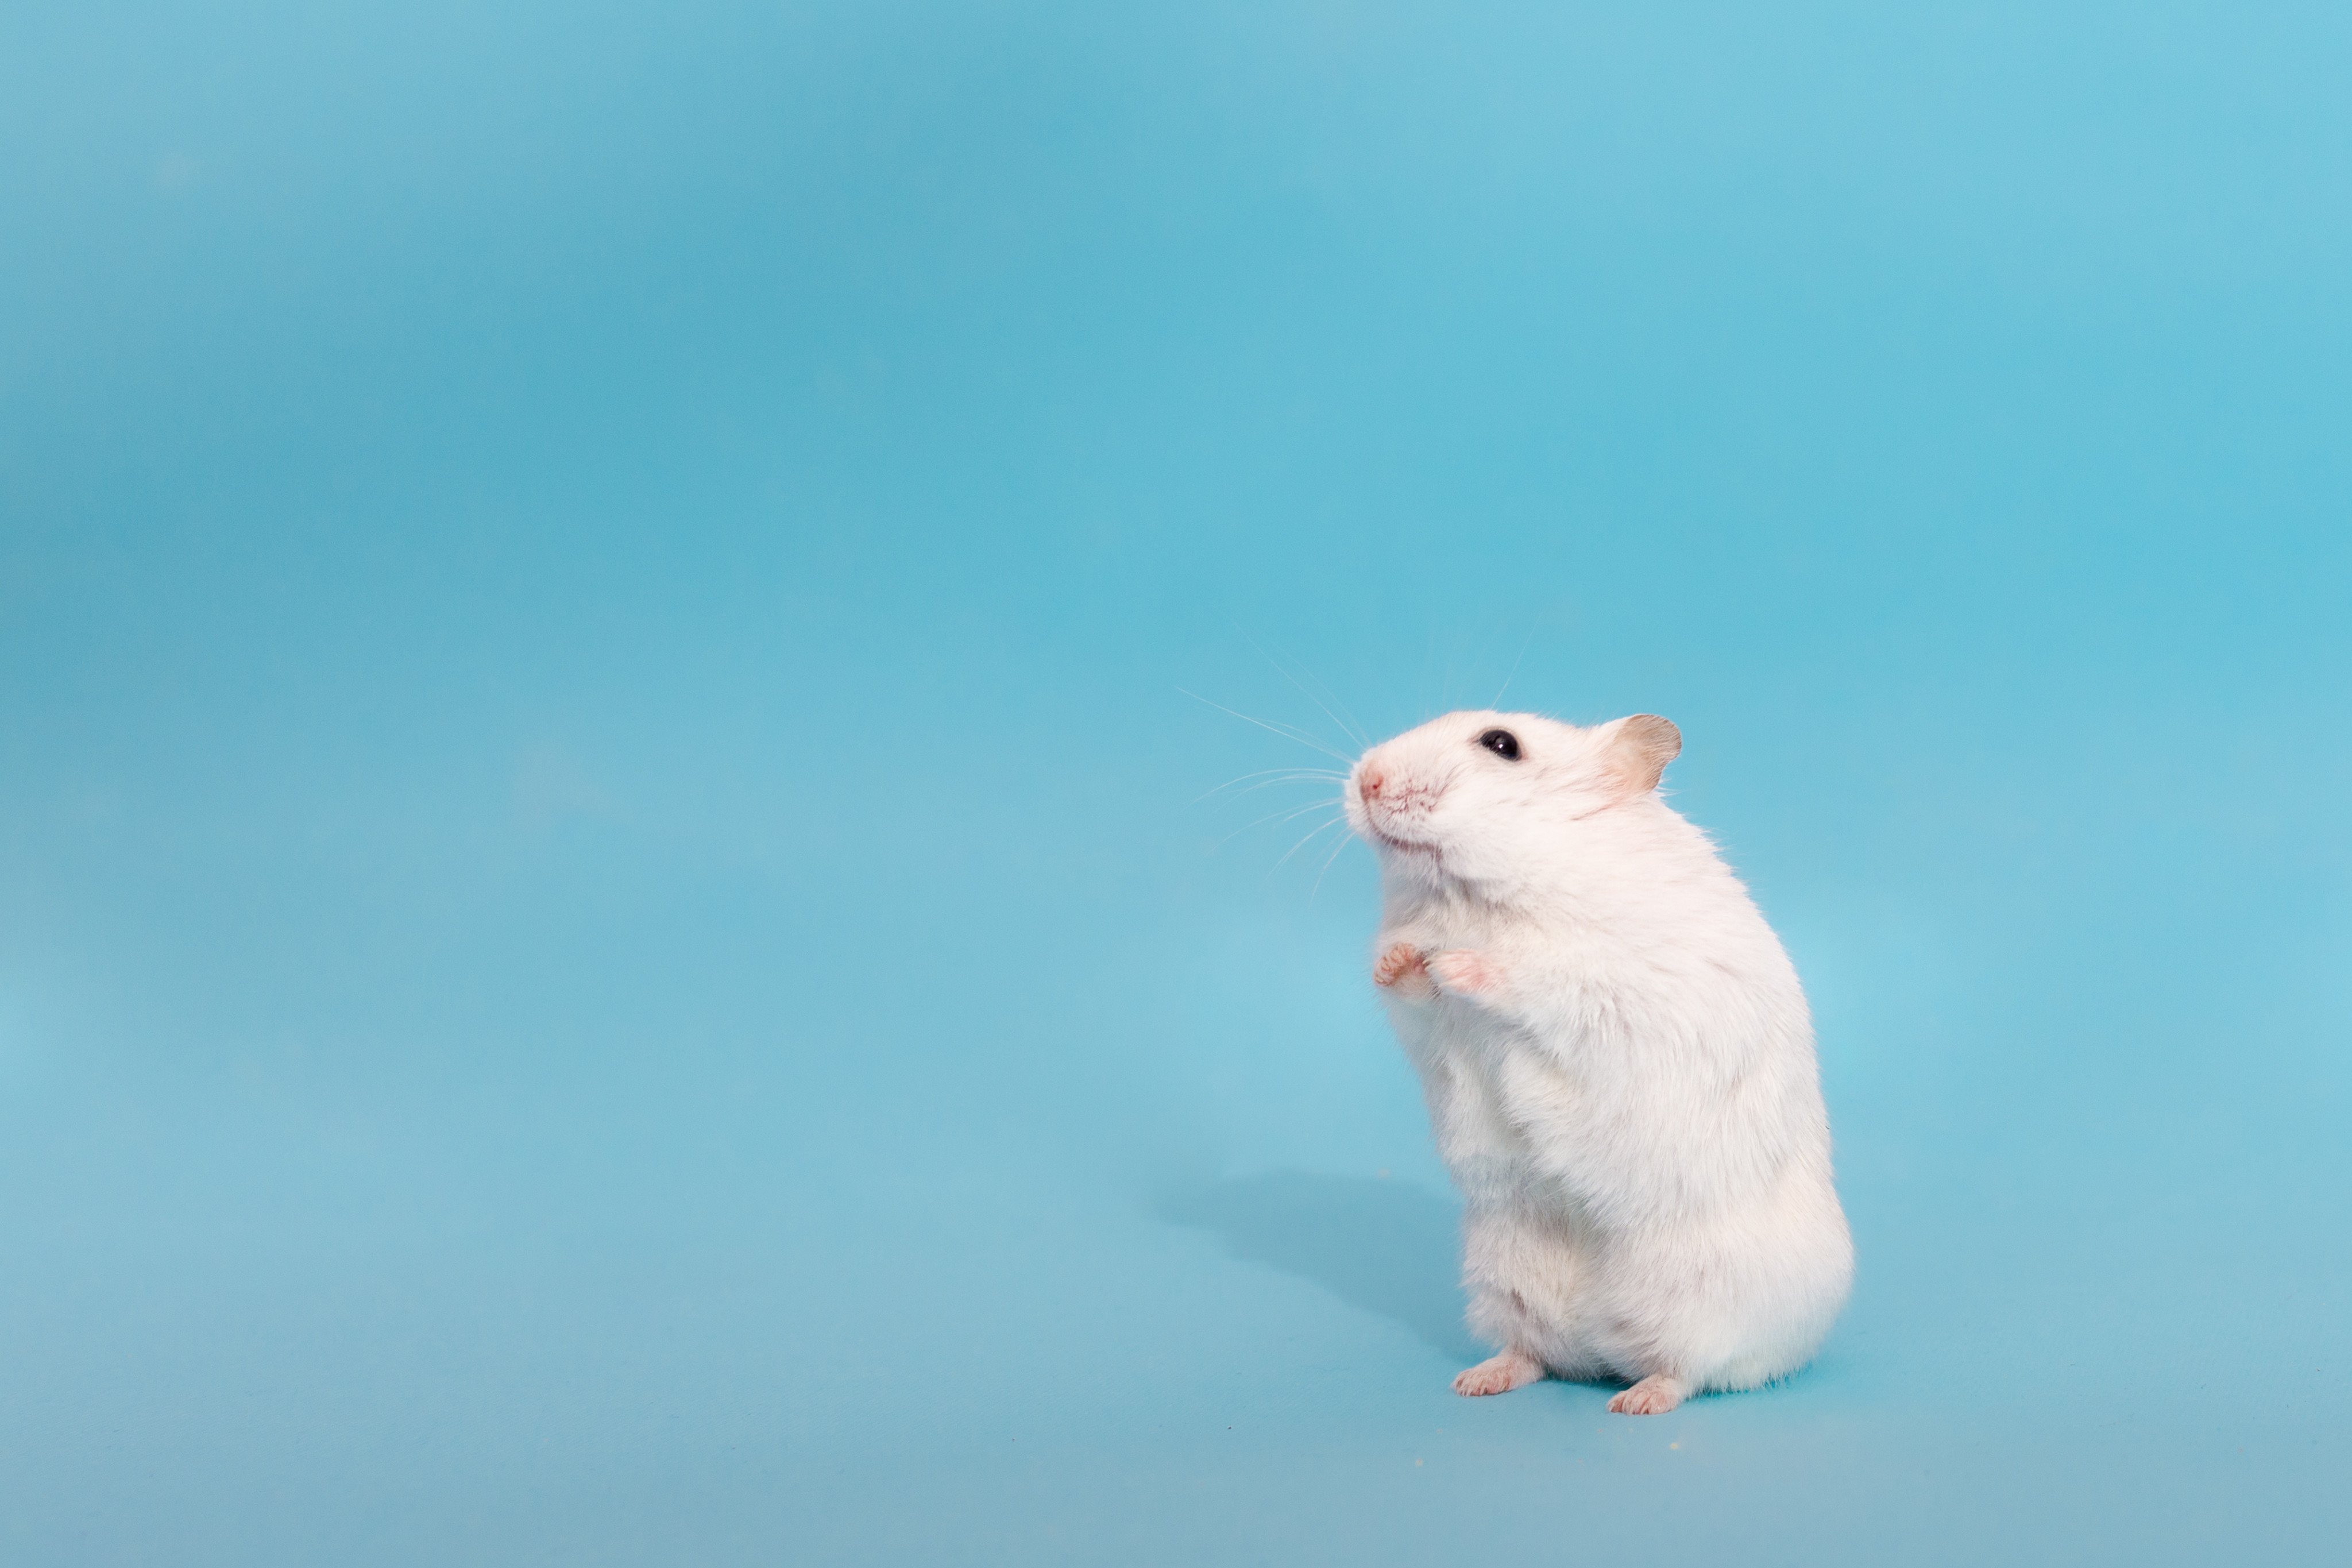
[1403,1005,1553,1209]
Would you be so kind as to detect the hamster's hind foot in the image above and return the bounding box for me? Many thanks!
[1452,1349,1543,1397]
[1606,1374,1687,1416]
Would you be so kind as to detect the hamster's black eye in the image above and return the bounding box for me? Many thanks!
[1477,728,1521,760]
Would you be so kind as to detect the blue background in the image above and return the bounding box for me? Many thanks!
[4,3,2349,1562]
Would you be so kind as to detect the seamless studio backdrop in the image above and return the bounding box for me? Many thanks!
[3,3,2350,1565]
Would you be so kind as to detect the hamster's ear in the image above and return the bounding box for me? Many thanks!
[1600,715,1681,795]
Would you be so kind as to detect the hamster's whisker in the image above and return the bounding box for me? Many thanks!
[1218,796,1346,849]
[1233,625,1370,749]
[1490,617,1540,709]
[1266,797,1344,829]
[1207,767,1349,786]
[1279,808,1354,870]
[1191,768,1349,805]
[1273,812,1349,869]
[1218,775,1350,803]
[1177,689,1357,764]
[1290,659,1371,751]
[1308,821,1357,898]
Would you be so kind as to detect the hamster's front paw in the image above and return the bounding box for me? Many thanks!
[1424,948,1501,997]
[1372,942,1434,998]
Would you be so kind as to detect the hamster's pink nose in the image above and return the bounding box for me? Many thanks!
[1359,765,1387,798]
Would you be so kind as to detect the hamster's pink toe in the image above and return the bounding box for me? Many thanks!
[1607,1374,1686,1416]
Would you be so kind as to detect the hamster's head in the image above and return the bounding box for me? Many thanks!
[1342,709,1682,895]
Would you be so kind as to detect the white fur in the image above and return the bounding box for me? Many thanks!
[1345,709,1852,1415]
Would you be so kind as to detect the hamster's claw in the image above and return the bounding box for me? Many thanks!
[1373,942,1434,997]
[1606,1374,1688,1416]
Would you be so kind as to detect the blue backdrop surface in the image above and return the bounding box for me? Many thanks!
[3,3,2349,1563]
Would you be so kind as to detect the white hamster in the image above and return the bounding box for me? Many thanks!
[1344,709,1852,1415]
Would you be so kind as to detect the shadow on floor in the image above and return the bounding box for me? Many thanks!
[1157,1170,1480,1361]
